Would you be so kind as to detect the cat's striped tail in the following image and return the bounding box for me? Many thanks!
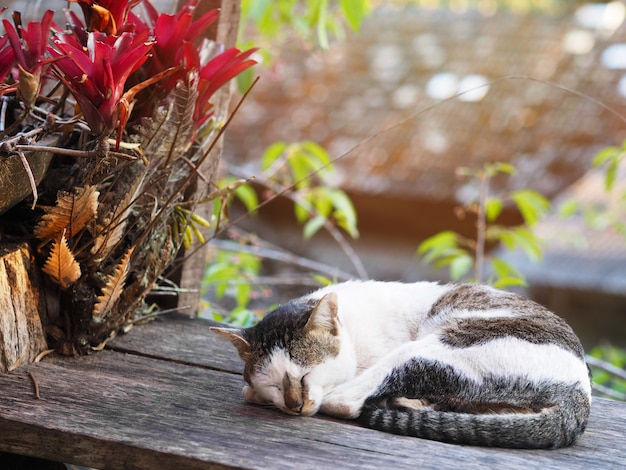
[359,388,590,449]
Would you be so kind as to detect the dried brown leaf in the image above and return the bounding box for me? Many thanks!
[139,75,198,166]
[42,233,81,288]
[35,185,99,240]
[92,247,134,320]
[92,220,126,260]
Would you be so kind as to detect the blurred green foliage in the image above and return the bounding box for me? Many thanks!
[417,162,548,288]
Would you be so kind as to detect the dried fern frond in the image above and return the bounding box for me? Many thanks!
[42,232,81,288]
[139,75,199,167]
[92,246,134,321]
[35,185,99,240]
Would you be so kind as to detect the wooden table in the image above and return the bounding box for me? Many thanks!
[0,313,624,469]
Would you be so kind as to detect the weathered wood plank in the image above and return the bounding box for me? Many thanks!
[0,314,625,469]
[108,313,243,373]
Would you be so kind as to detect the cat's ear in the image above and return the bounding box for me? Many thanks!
[304,292,340,336]
[210,327,251,360]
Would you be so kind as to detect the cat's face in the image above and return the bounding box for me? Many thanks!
[212,293,352,416]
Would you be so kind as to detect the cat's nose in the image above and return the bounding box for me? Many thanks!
[285,395,304,414]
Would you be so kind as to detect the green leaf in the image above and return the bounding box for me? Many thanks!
[485,197,503,222]
[303,214,327,239]
[340,0,369,31]
[592,146,623,191]
[450,254,473,280]
[592,146,619,167]
[294,199,311,223]
[583,206,611,230]
[235,282,252,309]
[312,188,333,218]
[242,0,272,22]
[491,257,523,279]
[486,162,517,177]
[287,144,315,188]
[302,140,332,168]
[511,189,550,226]
[236,66,256,95]
[316,0,330,49]
[326,188,359,238]
[227,307,256,328]
[313,274,334,286]
[498,227,543,261]
[261,142,287,170]
[605,157,619,191]
[489,258,527,288]
[492,276,527,288]
[417,231,459,256]
[494,162,518,175]
[557,199,580,218]
[234,183,259,213]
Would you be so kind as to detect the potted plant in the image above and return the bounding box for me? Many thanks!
[0,0,256,369]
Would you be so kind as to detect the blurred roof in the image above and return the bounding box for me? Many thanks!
[225,2,626,204]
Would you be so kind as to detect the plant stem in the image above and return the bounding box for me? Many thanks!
[475,172,489,283]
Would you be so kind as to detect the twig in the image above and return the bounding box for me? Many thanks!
[34,349,55,363]
[586,355,626,381]
[475,172,489,283]
[212,238,356,281]
[0,97,7,131]
[16,144,138,161]
[124,306,192,326]
[28,370,41,400]
[181,156,209,183]
[592,382,626,401]
[17,149,39,209]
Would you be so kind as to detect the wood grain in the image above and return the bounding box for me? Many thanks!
[108,313,243,374]
[0,313,624,469]
[0,243,47,373]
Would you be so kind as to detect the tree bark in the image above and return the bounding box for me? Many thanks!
[171,0,242,314]
[0,244,47,373]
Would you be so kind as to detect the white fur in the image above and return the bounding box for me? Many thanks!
[243,281,590,422]
[308,281,453,369]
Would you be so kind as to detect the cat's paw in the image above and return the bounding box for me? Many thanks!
[319,387,365,419]
[243,385,271,405]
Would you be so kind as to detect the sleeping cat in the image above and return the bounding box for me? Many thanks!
[211,281,591,449]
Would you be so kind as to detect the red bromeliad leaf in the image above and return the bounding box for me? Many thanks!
[51,30,153,137]
[0,36,15,82]
[195,47,258,123]
[62,9,88,46]
[3,10,54,72]
[1,10,55,106]
[149,4,219,80]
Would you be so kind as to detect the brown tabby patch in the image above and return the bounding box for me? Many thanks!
[431,285,585,358]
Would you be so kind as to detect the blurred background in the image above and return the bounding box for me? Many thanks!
[219,1,626,353]
[5,1,625,358]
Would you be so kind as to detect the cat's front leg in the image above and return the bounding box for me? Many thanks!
[319,384,366,419]
[242,385,271,405]
[320,369,386,419]
[319,339,436,419]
